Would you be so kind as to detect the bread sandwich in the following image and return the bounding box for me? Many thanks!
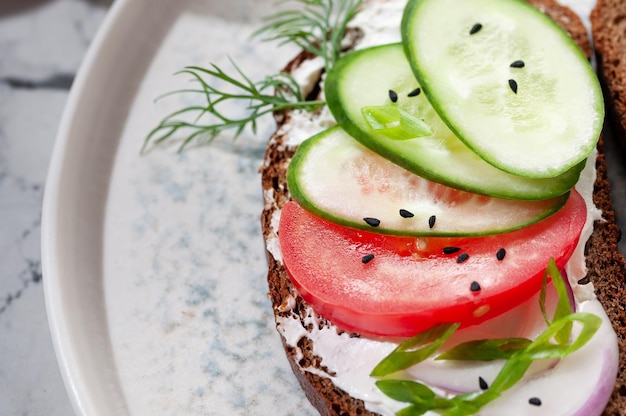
[260,0,626,415]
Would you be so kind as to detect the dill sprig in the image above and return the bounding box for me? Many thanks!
[144,0,361,152]
[143,59,323,153]
[253,0,362,70]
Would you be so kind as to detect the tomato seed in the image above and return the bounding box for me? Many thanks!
[362,254,375,264]
[509,79,518,93]
[457,253,469,263]
[389,89,398,103]
[479,376,489,390]
[528,397,542,406]
[496,248,506,260]
[510,60,525,68]
[470,281,481,291]
[473,304,490,317]
[364,217,381,227]
[428,215,436,229]
[399,209,414,218]
[469,23,482,35]
[407,87,421,97]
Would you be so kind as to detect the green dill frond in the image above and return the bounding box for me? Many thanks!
[142,59,323,153]
[253,0,362,69]
[145,0,361,152]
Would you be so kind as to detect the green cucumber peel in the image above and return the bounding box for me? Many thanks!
[401,0,603,178]
[287,126,569,237]
[325,43,585,200]
[372,259,602,415]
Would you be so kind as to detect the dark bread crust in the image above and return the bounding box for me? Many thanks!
[591,3,626,414]
[261,63,379,416]
[587,136,626,415]
[592,0,626,153]
[261,1,626,414]
[526,0,592,59]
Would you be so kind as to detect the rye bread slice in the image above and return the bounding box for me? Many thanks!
[592,0,626,154]
[261,1,626,414]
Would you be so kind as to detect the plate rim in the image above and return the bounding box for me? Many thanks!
[41,0,150,414]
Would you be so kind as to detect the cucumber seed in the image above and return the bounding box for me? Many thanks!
[469,23,483,35]
[407,87,421,97]
[389,89,398,103]
[508,79,518,94]
[364,217,381,227]
[510,60,525,68]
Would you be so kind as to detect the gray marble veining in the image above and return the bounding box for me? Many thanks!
[0,0,109,414]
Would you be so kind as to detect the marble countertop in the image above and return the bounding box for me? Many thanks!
[0,1,111,414]
[1,1,625,416]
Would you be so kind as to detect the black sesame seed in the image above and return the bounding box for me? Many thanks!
[428,215,436,229]
[399,209,415,218]
[457,253,470,263]
[364,217,381,227]
[469,23,483,35]
[443,246,461,255]
[478,376,489,390]
[470,281,481,292]
[510,60,525,68]
[528,397,542,406]
[362,254,375,264]
[509,79,518,94]
[389,89,398,103]
[496,248,506,261]
[407,87,421,97]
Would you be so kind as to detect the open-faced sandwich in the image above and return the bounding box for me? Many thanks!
[259,0,626,415]
[144,0,626,414]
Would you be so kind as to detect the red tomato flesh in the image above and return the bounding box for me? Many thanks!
[279,191,586,337]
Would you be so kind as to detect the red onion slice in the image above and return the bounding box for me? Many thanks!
[480,299,618,416]
[404,278,616,415]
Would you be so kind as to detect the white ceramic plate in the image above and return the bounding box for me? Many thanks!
[41,0,314,414]
[41,0,599,415]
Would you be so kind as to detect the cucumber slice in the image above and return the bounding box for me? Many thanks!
[401,0,603,178]
[325,43,583,200]
[287,126,568,237]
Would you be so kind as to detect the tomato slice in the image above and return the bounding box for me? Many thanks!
[279,191,586,337]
